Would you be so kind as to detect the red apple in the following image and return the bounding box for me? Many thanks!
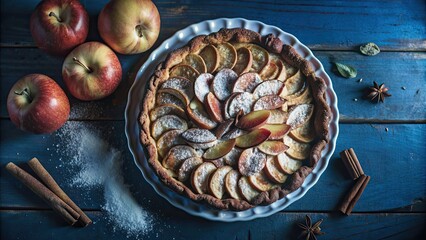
[62,41,122,101]
[98,0,161,54]
[30,0,89,56]
[7,74,70,134]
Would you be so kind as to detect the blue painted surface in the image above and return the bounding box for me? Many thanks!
[0,0,425,239]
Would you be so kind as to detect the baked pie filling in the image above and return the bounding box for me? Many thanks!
[140,28,331,210]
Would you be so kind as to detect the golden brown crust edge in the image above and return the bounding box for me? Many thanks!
[139,28,331,210]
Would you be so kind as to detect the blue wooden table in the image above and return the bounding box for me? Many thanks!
[1,0,425,239]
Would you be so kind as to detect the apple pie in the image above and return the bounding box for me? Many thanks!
[140,28,331,210]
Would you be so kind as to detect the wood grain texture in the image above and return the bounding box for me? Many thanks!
[1,0,425,50]
[1,48,425,121]
[1,120,425,213]
[0,210,425,240]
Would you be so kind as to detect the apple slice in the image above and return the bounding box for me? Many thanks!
[191,162,217,194]
[203,139,236,160]
[199,45,220,73]
[269,54,287,81]
[160,77,194,102]
[248,172,276,192]
[264,156,288,184]
[282,59,298,79]
[261,124,291,140]
[259,61,279,80]
[216,42,237,71]
[214,119,234,139]
[183,53,207,73]
[223,147,243,166]
[205,92,224,123]
[235,129,271,148]
[232,72,262,93]
[222,128,247,140]
[208,166,233,199]
[285,85,312,106]
[244,44,270,73]
[156,129,185,158]
[253,95,286,111]
[289,119,315,143]
[162,145,200,171]
[223,93,238,119]
[169,64,199,82]
[212,68,238,101]
[225,170,243,200]
[286,104,314,129]
[194,73,214,102]
[210,158,226,168]
[266,109,289,124]
[187,99,217,129]
[233,47,253,75]
[284,135,311,160]
[238,176,260,202]
[158,88,190,106]
[235,110,270,130]
[151,115,188,140]
[227,92,255,118]
[253,80,285,99]
[238,147,267,176]
[149,103,186,121]
[284,70,306,96]
[258,141,289,156]
[181,128,217,149]
[177,157,203,182]
[277,152,303,174]
[156,92,186,109]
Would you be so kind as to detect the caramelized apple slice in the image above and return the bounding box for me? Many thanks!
[156,129,185,158]
[286,104,314,129]
[151,115,188,140]
[259,61,279,80]
[284,70,306,96]
[216,42,237,71]
[253,80,285,99]
[269,54,287,81]
[284,135,311,160]
[289,119,315,143]
[158,88,190,106]
[258,141,289,156]
[194,73,214,102]
[235,129,271,148]
[169,64,199,81]
[223,147,242,166]
[236,110,270,130]
[181,128,217,149]
[233,72,262,93]
[205,92,224,123]
[266,109,289,124]
[178,157,203,182]
[183,53,207,73]
[261,124,291,140]
[282,59,298,79]
[245,44,270,73]
[191,162,217,194]
[286,84,312,106]
[199,45,220,73]
[264,156,288,184]
[203,139,236,160]
[163,145,200,171]
[149,104,186,121]
[160,77,194,102]
[214,119,234,139]
[187,99,217,129]
[277,152,303,174]
[225,170,243,200]
[156,92,185,109]
[227,92,255,118]
[238,176,260,202]
[208,166,233,199]
[212,68,238,101]
[233,47,253,75]
[253,95,286,111]
[238,148,267,176]
[222,128,248,140]
[248,172,276,192]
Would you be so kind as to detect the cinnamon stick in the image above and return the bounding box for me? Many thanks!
[339,175,370,215]
[5,162,80,225]
[340,148,364,180]
[27,158,92,226]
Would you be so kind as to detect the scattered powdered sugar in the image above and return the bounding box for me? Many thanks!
[253,80,284,99]
[212,68,238,101]
[181,128,216,143]
[239,148,266,176]
[228,92,255,117]
[160,77,193,99]
[55,122,154,238]
[194,73,213,101]
[233,72,262,93]
[253,95,285,111]
[286,104,314,129]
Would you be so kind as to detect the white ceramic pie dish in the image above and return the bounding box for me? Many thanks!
[125,18,339,222]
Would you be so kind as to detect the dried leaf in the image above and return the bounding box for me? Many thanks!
[360,42,380,56]
[334,62,357,79]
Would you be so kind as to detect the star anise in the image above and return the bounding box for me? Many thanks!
[366,81,391,103]
[297,215,325,240]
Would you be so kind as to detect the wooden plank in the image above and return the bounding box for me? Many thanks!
[0,210,425,239]
[1,0,425,50]
[1,119,425,213]
[1,48,425,121]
